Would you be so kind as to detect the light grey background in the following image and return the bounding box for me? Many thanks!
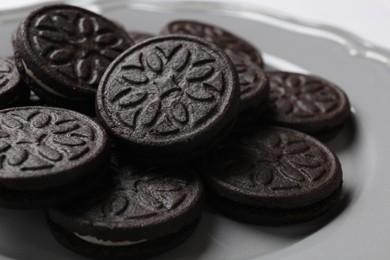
[1,0,390,48]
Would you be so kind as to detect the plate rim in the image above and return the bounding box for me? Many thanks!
[2,0,390,68]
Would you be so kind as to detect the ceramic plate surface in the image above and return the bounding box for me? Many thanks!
[0,1,388,259]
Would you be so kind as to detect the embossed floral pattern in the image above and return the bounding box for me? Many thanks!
[102,167,189,220]
[268,72,341,119]
[226,51,264,99]
[101,38,235,140]
[212,129,330,192]
[72,159,197,221]
[29,8,132,89]
[166,21,265,101]
[0,108,102,176]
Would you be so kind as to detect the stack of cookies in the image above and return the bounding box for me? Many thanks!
[0,4,351,259]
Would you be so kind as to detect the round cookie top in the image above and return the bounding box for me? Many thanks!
[265,71,351,133]
[202,127,342,208]
[0,57,26,105]
[48,155,203,241]
[15,4,134,98]
[161,20,267,111]
[0,106,108,190]
[96,35,239,154]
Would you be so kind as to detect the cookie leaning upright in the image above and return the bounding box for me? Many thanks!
[96,35,240,163]
[0,106,110,209]
[13,4,134,114]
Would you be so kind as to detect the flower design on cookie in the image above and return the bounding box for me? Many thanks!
[27,5,132,90]
[133,173,188,212]
[226,51,263,98]
[268,72,341,119]
[112,45,223,136]
[98,35,238,146]
[0,107,103,175]
[93,163,194,221]
[212,128,329,192]
[0,60,13,88]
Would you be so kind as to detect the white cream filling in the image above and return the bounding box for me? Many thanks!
[22,60,70,98]
[74,232,148,247]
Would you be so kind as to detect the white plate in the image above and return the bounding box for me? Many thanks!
[0,1,388,259]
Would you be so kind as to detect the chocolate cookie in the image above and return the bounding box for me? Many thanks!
[236,68,269,125]
[201,127,342,225]
[128,31,155,43]
[262,71,351,140]
[96,35,240,163]
[0,57,29,108]
[46,154,203,259]
[13,4,134,114]
[161,20,269,124]
[0,106,110,208]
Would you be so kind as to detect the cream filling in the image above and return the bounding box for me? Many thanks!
[74,232,148,247]
[22,60,70,99]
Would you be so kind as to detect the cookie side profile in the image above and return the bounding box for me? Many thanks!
[47,155,203,259]
[262,71,351,140]
[201,127,343,225]
[13,4,134,113]
[96,35,240,163]
[0,106,110,208]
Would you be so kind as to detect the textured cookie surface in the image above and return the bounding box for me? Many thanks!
[161,20,267,112]
[202,127,342,209]
[96,35,239,156]
[0,57,29,107]
[48,155,203,242]
[0,106,108,190]
[264,71,350,134]
[15,4,133,98]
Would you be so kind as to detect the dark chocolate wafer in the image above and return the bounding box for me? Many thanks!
[47,153,203,259]
[0,106,110,208]
[96,35,240,163]
[201,126,343,225]
[13,4,134,114]
[262,71,351,140]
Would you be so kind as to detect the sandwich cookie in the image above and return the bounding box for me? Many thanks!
[262,71,351,140]
[46,154,203,259]
[201,127,343,225]
[13,4,134,114]
[0,106,110,208]
[96,35,240,163]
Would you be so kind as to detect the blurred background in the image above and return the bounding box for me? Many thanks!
[1,0,389,48]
